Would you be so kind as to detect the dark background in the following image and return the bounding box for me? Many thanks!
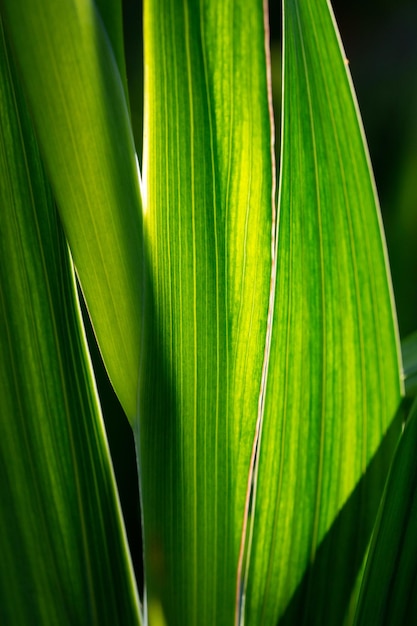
[87,0,417,594]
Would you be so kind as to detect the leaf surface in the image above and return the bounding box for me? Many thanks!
[0,22,141,625]
[1,0,144,421]
[401,331,417,397]
[354,398,417,625]
[244,1,403,624]
[138,0,274,623]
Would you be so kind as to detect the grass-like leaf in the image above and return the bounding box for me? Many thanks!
[0,22,141,625]
[0,1,407,624]
[138,0,274,623]
[243,1,403,623]
[1,0,144,421]
[353,398,417,625]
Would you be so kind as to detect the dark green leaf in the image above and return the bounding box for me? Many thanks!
[354,398,417,625]
[401,331,417,397]
[0,22,141,625]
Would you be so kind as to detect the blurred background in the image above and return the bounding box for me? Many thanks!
[87,0,417,593]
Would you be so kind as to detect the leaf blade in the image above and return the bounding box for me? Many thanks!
[354,398,417,625]
[401,331,417,397]
[244,1,403,624]
[138,0,274,623]
[1,0,144,421]
[0,23,141,624]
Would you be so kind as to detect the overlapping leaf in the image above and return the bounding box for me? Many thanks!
[243,1,403,624]
[139,0,274,623]
[354,398,417,625]
[1,0,144,421]
[0,22,141,625]
[1,1,406,625]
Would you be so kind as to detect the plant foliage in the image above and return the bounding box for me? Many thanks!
[0,0,410,624]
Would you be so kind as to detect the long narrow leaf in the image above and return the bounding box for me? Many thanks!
[354,398,417,625]
[94,0,129,101]
[0,22,141,625]
[1,0,144,421]
[244,1,403,624]
[138,0,274,623]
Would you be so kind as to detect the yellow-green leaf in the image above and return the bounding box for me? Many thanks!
[1,0,144,421]
[137,0,274,623]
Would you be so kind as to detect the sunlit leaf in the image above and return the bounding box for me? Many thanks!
[138,0,274,623]
[0,22,141,625]
[243,1,403,624]
[1,0,144,421]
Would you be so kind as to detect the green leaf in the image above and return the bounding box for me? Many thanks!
[354,398,417,625]
[401,331,417,397]
[243,1,403,624]
[0,0,144,421]
[0,22,141,625]
[137,0,274,623]
[94,0,129,100]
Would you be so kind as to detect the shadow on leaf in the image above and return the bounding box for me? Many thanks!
[278,401,406,626]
